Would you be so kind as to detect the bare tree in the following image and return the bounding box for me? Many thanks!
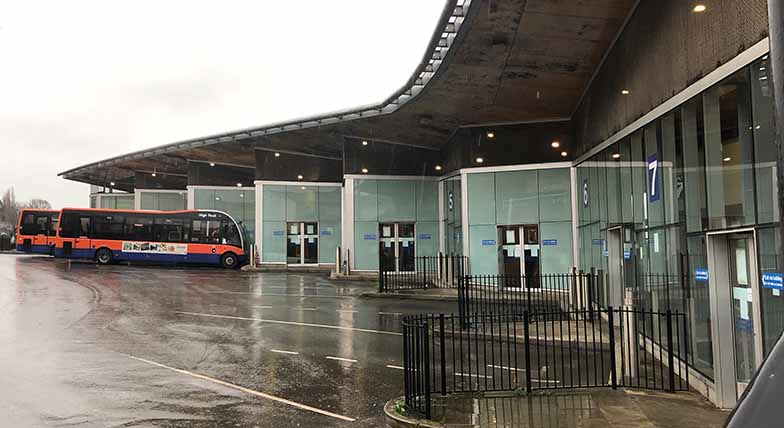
[25,199,52,210]
[0,188,19,235]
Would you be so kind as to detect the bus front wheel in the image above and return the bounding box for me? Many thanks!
[221,252,238,269]
[95,248,113,265]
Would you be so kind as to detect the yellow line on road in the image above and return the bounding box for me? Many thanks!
[128,355,356,422]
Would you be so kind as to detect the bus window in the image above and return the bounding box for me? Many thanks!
[190,219,221,244]
[221,220,241,247]
[125,216,153,241]
[153,218,184,242]
[60,213,92,238]
[49,217,59,237]
[19,213,37,236]
[35,215,49,235]
[93,215,126,240]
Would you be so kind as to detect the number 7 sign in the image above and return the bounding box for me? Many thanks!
[648,154,660,203]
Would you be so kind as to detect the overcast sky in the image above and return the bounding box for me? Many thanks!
[0,1,446,209]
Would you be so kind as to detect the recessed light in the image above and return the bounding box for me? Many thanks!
[297,174,303,180]
[236,183,242,187]
[300,186,306,190]
[240,194,244,198]
[551,141,560,148]
[621,89,630,95]
[561,151,568,157]
[362,140,368,146]
[435,165,442,171]
[151,173,156,177]
[486,131,495,139]
[612,153,621,159]
[109,182,115,186]
[209,162,215,167]
[274,152,280,157]
[476,157,484,163]
[361,168,369,174]
[723,157,731,162]
[215,197,221,201]
[693,4,706,13]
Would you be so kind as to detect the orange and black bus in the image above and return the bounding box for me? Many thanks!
[54,208,247,268]
[16,209,60,255]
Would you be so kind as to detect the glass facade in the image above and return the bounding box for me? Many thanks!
[465,167,573,276]
[193,188,256,245]
[139,191,187,211]
[97,194,134,210]
[576,56,781,380]
[260,185,340,264]
[353,179,439,270]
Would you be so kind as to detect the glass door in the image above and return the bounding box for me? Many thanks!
[303,222,318,264]
[498,225,522,287]
[286,222,301,264]
[378,223,415,272]
[728,236,761,398]
[287,222,319,265]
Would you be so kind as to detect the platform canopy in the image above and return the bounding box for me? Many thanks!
[60,0,635,190]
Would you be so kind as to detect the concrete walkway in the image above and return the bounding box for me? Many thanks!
[435,388,728,428]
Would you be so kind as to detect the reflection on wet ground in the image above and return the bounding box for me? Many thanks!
[0,256,455,427]
[436,389,728,428]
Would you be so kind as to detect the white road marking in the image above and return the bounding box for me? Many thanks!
[175,311,402,336]
[455,372,493,379]
[487,364,526,372]
[378,312,403,316]
[386,364,405,370]
[326,356,357,363]
[336,309,358,314]
[190,291,353,299]
[127,355,355,422]
[293,307,317,311]
[253,306,274,309]
[270,349,299,355]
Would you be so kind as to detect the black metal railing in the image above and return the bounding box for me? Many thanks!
[457,271,601,324]
[402,307,689,418]
[379,254,468,293]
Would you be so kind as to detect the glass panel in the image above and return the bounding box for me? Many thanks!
[318,187,341,222]
[729,238,756,393]
[750,56,779,224]
[317,222,340,264]
[286,186,318,222]
[757,227,784,356]
[606,144,622,225]
[469,224,498,275]
[262,186,286,221]
[287,222,302,264]
[703,68,756,229]
[538,168,571,222]
[398,223,415,272]
[378,181,416,222]
[262,221,286,262]
[467,173,495,225]
[354,179,378,222]
[194,189,216,210]
[687,235,713,379]
[415,221,438,258]
[354,221,379,270]
[619,139,634,223]
[416,181,439,221]
[682,97,708,232]
[496,170,538,224]
[631,131,646,227]
[379,223,396,271]
[539,222,572,274]
[303,222,318,264]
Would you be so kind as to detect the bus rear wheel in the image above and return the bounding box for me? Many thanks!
[221,252,239,269]
[95,248,113,265]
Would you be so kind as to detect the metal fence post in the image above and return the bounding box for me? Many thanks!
[439,314,447,395]
[523,310,532,394]
[666,309,675,392]
[588,268,595,321]
[423,320,432,419]
[608,306,617,389]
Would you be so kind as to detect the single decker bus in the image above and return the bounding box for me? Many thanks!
[54,208,247,268]
[16,209,60,255]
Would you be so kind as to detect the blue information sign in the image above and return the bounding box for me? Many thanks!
[542,239,557,246]
[592,239,604,246]
[481,239,496,246]
[418,234,432,240]
[273,230,285,237]
[762,272,784,290]
[695,268,709,282]
[623,250,631,260]
[320,230,333,236]
[648,153,660,202]
[364,234,377,241]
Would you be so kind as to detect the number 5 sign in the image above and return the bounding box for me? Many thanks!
[648,154,660,202]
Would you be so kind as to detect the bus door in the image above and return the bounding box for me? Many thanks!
[60,214,92,257]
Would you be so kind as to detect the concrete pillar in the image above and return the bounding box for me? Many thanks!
[769,2,784,257]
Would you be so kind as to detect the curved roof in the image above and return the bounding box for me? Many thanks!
[61,0,636,187]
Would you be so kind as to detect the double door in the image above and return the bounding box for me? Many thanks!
[380,223,415,272]
[287,222,318,265]
[498,224,540,287]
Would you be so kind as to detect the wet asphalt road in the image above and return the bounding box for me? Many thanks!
[0,255,454,427]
